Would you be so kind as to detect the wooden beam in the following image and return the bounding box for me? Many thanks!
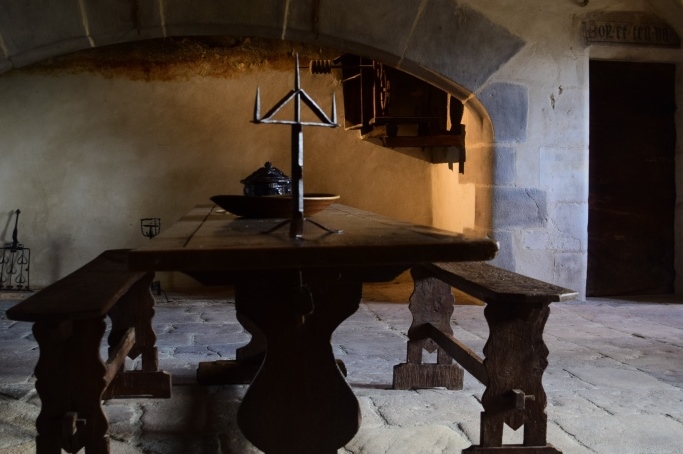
[411,323,489,385]
[104,328,135,387]
[384,135,464,148]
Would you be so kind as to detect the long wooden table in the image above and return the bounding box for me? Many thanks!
[128,203,498,454]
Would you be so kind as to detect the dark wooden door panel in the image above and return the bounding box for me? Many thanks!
[587,60,676,296]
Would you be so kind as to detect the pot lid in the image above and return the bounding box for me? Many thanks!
[240,162,291,185]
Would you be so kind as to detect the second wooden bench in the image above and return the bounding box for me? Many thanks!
[393,261,577,454]
[6,249,171,454]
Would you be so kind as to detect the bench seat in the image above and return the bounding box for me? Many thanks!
[426,261,578,304]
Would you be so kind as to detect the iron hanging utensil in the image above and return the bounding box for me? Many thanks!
[1,209,31,292]
[10,209,20,250]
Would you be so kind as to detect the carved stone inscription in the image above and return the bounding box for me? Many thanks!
[585,12,681,48]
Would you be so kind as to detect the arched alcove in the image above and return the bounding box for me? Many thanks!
[0,1,523,287]
[0,37,496,288]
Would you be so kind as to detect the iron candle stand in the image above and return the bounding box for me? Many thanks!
[253,54,341,238]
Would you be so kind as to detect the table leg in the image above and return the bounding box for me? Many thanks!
[235,311,267,363]
[197,310,266,385]
[235,277,362,454]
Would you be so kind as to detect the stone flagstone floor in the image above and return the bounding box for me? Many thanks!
[1,292,682,453]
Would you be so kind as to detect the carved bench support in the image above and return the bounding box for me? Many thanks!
[33,318,110,454]
[463,302,561,453]
[6,249,171,454]
[105,277,171,399]
[393,262,577,454]
[393,267,464,390]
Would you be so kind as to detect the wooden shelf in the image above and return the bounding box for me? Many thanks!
[384,134,463,148]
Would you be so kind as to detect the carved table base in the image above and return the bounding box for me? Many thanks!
[197,310,266,385]
[231,273,362,454]
[463,445,562,453]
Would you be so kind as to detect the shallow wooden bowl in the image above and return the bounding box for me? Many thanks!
[210,193,340,218]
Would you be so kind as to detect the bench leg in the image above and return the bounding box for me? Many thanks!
[105,274,171,399]
[463,302,561,453]
[393,266,464,390]
[33,318,111,454]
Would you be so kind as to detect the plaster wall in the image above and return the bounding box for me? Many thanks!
[0,0,682,297]
[1,64,476,288]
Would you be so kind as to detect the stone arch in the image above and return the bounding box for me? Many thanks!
[0,0,523,197]
[0,1,523,98]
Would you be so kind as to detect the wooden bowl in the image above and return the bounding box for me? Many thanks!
[210,193,340,218]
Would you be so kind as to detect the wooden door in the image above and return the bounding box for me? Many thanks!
[588,60,676,296]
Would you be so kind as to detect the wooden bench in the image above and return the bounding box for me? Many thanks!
[5,249,171,454]
[393,261,577,454]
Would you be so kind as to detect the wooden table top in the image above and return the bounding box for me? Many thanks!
[128,204,498,273]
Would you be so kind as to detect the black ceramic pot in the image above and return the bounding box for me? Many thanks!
[240,162,292,196]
